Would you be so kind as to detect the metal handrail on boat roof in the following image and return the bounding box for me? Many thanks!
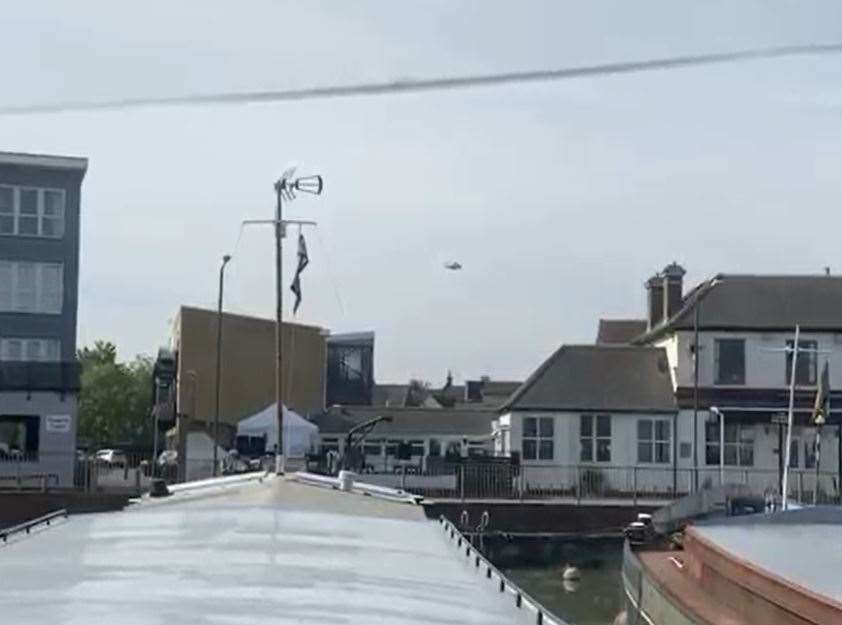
[0,509,68,543]
[438,515,570,625]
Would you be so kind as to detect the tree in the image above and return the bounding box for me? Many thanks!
[77,341,154,449]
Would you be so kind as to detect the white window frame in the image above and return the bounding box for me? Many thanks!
[705,422,755,467]
[522,416,554,461]
[0,337,61,362]
[0,261,64,314]
[0,185,66,239]
[637,418,672,464]
[580,414,612,463]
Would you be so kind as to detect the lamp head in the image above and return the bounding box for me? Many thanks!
[294,175,324,195]
[222,254,232,264]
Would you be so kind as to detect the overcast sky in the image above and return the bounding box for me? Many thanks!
[2,1,842,384]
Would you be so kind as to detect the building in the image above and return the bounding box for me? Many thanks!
[498,345,678,495]
[501,263,842,501]
[0,151,88,488]
[152,306,329,475]
[309,405,498,471]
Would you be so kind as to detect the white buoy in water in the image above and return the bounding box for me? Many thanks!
[561,564,581,580]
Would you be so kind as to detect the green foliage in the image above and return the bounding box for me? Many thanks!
[77,341,154,448]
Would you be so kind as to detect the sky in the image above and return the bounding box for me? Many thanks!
[1,1,842,384]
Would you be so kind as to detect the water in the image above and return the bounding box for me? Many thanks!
[485,537,625,625]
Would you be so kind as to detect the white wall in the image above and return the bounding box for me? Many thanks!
[665,329,842,389]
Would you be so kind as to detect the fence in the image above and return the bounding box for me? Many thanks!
[355,461,842,505]
[0,450,268,494]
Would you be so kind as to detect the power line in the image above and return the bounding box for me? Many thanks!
[2,43,841,115]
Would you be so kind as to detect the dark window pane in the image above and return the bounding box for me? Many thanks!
[788,440,799,468]
[786,340,818,385]
[538,440,553,460]
[655,442,670,463]
[655,420,670,441]
[724,423,738,443]
[18,215,37,235]
[637,420,652,441]
[522,439,537,460]
[705,444,720,465]
[19,189,37,214]
[429,439,441,457]
[705,421,719,443]
[724,445,738,466]
[539,417,554,437]
[596,415,611,437]
[0,215,13,234]
[739,426,754,444]
[638,442,652,463]
[580,439,592,462]
[523,417,537,438]
[0,187,12,213]
[580,415,592,437]
[715,339,745,385]
[596,438,611,462]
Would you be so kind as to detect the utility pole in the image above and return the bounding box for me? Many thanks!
[782,325,800,509]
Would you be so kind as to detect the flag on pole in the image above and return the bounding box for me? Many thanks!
[813,361,830,424]
[290,231,309,315]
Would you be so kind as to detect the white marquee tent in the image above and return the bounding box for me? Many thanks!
[236,404,319,458]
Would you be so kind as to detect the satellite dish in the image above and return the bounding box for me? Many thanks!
[444,261,462,271]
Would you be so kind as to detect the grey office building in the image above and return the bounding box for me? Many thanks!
[0,151,88,487]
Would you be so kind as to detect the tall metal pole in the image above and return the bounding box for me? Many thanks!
[693,305,700,491]
[214,254,231,477]
[275,184,285,473]
[782,324,800,509]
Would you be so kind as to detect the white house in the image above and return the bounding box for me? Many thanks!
[500,264,842,502]
[498,345,679,496]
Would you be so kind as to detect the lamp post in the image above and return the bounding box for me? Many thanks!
[213,254,232,477]
[710,406,724,486]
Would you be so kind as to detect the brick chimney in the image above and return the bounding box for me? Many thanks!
[646,274,664,329]
[661,262,686,321]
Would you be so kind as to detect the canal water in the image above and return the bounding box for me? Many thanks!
[485,536,625,625]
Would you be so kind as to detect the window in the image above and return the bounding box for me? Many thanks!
[522,416,554,460]
[321,437,339,453]
[0,338,60,362]
[0,261,64,314]
[786,340,818,386]
[428,438,442,457]
[580,414,611,462]
[409,439,425,456]
[0,185,65,238]
[0,415,40,459]
[363,439,383,456]
[637,419,671,463]
[705,421,754,466]
[804,438,817,469]
[715,339,745,385]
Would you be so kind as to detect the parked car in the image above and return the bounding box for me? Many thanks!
[95,449,128,467]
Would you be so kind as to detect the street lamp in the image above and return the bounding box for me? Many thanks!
[710,406,725,486]
[213,254,232,476]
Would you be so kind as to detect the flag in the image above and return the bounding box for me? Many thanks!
[812,361,830,424]
[290,232,309,315]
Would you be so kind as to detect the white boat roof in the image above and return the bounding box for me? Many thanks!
[0,477,546,624]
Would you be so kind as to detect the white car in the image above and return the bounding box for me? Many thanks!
[95,449,128,467]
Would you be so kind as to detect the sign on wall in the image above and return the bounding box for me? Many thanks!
[45,414,72,433]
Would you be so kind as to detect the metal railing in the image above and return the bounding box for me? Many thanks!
[353,461,842,504]
[0,509,68,543]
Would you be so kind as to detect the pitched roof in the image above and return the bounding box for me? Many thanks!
[596,319,648,344]
[636,274,842,343]
[308,406,497,437]
[503,345,676,413]
[371,384,409,407]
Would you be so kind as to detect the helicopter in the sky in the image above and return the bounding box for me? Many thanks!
[443,261,463,271]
